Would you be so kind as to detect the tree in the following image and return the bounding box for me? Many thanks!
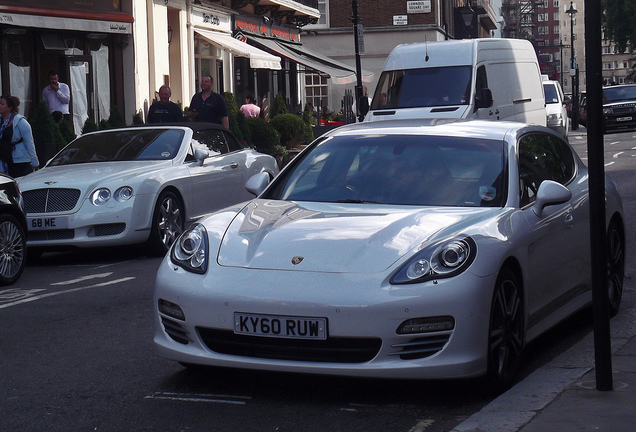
[603,0,636,52]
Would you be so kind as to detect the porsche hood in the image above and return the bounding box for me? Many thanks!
[216,200,496,274]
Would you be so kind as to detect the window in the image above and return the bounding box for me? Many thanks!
[554,25,560,35]
[553,0,560,7]
[305,72,329,110]
[538,26,550,35]
[538,13,549,22]
[306,0,329,28]
[518,133,575,207]
[553,12,560,21]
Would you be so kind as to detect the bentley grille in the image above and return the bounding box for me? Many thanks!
[23,188,81,213]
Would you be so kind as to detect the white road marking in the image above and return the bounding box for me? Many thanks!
[145,392,251,405]
[613,152,624,158]
[0,288,46,302]
[409,419,435,432]
[609,141,620,145]
[50,272,113,285]
[0,278,135,309]
[605,161,616,167]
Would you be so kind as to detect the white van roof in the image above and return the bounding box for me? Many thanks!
[382,38,538,71]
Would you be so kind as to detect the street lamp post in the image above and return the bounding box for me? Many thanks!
[567,2,579,130]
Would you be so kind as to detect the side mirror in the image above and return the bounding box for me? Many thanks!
[475,88,493,109]
[194,148,209,167]
[245,172,271,196]
[532,180,572,216]
[358,96,370,117]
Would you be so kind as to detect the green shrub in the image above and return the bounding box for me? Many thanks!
[270,113,306,149]
[224,91,244,142]
[132,109,144,125]
[270,93,289,119]
[82,117,98,134]
[98,119,110,130]
[108,106,126,128]
[246,117,280,154]
[29,100,57,144]
[58,119,76,150]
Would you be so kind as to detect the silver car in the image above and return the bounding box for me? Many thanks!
[154,119,624,390]
[18,124,279,256]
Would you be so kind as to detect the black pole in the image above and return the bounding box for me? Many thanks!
[585,0,613,391]
[569,2,579,130]
[351,0,364,122]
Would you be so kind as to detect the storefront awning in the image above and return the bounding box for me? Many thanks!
[0,12,132,34]
[249,37,373,85]
[195,29,281,70]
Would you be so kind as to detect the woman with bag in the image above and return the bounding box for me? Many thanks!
[0,95,39,177]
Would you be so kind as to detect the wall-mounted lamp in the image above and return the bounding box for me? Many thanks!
[461,4,475,28]
[168,26,173,44]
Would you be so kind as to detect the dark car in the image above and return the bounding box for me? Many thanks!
[0,173,27,285]
[602,84,636,132]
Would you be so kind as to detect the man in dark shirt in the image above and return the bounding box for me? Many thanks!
[187,75,229,128]
[147,85,183,123]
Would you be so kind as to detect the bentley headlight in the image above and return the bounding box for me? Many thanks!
[171,224,209,274]
[603,107,612,115]
[91,188,111,206]
[114,186,134,202]
[391,237,477,284]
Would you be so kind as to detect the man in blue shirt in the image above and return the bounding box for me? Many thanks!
[187,75,228,128]
[147,85,183,123]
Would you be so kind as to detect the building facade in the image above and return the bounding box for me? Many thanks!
[0,0,133,134]
[300,0,498,114]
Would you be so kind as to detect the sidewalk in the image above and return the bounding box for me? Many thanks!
[451,295,636,432]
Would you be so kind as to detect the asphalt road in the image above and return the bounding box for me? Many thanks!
[1,128,634,432]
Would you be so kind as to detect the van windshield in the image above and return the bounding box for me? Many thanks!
[371,66,472,110]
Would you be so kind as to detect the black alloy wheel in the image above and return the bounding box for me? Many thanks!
[607,220,625,317]
[148,190,184,256]
[0,214,27,285]
[487,268,524,392]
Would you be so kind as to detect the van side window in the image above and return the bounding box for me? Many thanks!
[474,65,488,112]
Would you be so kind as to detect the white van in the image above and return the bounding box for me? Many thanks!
[365,38,546,126]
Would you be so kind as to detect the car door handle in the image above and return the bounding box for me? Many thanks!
[565,213,574,229]
[229,162,239,169]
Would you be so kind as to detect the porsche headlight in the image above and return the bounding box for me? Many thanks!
[91,188,111,206]
[391,237,477,284]
[114,186,134,202]
[171,224,209,274]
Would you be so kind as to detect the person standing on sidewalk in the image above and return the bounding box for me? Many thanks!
[0,95,39,177]
[187,75,229,129]
[42,71,71,122]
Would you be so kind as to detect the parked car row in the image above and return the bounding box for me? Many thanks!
[8,39,625,392]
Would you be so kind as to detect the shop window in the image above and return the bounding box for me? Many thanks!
[305,72,328,110]
[306,0,329,29]
[3,33,33,117]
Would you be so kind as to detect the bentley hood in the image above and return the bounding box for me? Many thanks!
[216,199,497,273]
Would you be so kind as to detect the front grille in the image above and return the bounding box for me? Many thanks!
[612,106,636,115]
[389,332,452,360]
[28,229,75,241]
[198,328,382,363]
[91,223,126,237]
[162,317,192,345]
[23,188,81,213]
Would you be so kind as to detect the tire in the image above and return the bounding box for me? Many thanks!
[0,214,27,285]
[486,268,524,392]
[147,191,184,256]
[606,220,625,317]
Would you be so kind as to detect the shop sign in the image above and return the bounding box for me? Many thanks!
[191,7,231,32]
[235,16,299,42]
[407,1,432,13]
[393,15,408,25]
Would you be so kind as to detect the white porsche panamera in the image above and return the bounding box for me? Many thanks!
[17,123,279,256]
[153,119,624,389]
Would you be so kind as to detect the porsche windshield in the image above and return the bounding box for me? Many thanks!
[264,134,506,207]
[48,129,185,166]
